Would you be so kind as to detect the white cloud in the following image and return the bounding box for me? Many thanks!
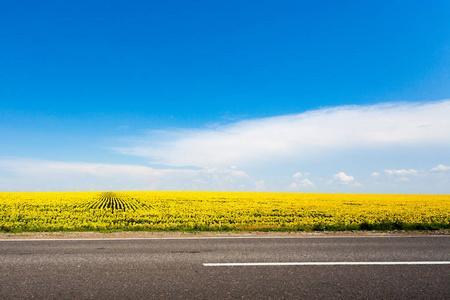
[293,172,303,179]
[3,100,450,193]
[300,178,315,187]
[0,159,163,178]
[385,169,418,176]
[290,170,315,189]
[289,178,316,190]
[430,164,450,172]
[0,158,249,192]
[332,172,354,184]
[115,100,450,168]
[2,157,449,193]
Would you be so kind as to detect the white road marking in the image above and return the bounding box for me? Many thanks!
[203,261,450,267]
[0,235,449,241]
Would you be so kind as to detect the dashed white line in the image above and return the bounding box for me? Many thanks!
[203,261,450,267]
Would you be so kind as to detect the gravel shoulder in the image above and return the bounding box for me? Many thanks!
[1,230,449,239]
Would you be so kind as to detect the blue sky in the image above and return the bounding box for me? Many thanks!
[1,1,449,193]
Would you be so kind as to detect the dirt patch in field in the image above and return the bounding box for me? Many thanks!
[1,230,449,239]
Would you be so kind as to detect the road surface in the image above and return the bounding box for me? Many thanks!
[1,236,449,299]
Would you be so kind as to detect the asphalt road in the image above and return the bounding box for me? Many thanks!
[0,236,449,299]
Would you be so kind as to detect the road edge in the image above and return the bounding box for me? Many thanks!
[1,230,449,240]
